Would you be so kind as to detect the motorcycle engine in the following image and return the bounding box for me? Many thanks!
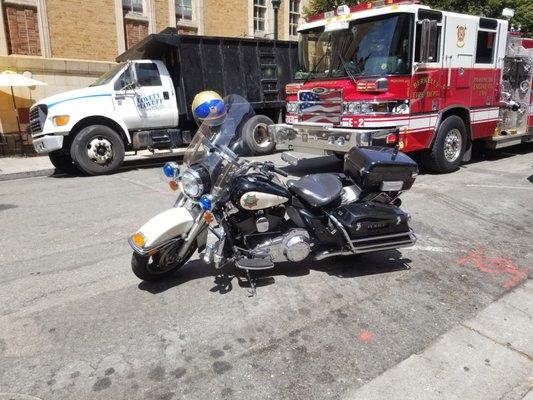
[248,229,312,263]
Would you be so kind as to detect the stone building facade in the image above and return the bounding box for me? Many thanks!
[0,0,306,153]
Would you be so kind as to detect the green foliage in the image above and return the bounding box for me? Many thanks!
[302,0,532,37]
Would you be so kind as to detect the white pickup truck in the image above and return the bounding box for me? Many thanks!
[29,30,298,175]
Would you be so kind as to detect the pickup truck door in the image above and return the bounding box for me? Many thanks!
[132,62,178,129]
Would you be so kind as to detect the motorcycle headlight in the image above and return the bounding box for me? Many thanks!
[180,165,210,200]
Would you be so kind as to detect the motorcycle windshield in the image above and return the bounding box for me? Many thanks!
[182,94,253,196]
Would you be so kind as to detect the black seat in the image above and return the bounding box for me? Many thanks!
[287,174,342,207]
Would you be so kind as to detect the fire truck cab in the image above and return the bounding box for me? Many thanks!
[270,1,533,173]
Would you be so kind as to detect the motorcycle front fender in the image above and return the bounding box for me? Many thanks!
[130,207,198,254]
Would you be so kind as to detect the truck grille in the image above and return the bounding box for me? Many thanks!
[29,105,48,136]
[298,88,343,124]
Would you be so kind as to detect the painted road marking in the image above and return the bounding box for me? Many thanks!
[465,184,533,190]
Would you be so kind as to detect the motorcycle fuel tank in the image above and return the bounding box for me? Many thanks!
[230,174,290,211]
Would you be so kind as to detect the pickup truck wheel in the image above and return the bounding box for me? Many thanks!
[421,115,466,174]
[242,115,275,155]
[48,150,79,174]
[70,125,125,175]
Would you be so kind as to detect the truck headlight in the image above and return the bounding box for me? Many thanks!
[343,102,361,114]
[286,102,298,113]
[180,165,210,200]
[52,115,70,126]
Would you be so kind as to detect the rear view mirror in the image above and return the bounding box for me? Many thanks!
[419,19,437,63]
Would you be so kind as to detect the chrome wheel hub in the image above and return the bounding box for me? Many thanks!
[253,123,272,148]
[156,245,182,271]
[444,129,462,162]
[87,137,113,165]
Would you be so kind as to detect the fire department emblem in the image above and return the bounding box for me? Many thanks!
[242,194,259,208]
[456,25,467,48]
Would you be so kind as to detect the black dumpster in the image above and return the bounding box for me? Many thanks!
[116,28,299,123]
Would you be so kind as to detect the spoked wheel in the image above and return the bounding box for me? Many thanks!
[131,241,197,281]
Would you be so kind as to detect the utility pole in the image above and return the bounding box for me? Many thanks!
[272,0,281,40]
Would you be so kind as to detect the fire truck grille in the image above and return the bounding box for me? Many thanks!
[29,105,48,136]
[298,88,343,124]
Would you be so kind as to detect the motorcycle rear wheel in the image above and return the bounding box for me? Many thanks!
[131,241,197,281]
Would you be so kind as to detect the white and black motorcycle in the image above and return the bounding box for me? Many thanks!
[128,95,418,292]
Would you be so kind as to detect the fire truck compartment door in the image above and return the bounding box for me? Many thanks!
[456,55,473,88]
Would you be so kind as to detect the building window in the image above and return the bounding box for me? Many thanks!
[254,0,267,34]
[475,31,495,64]
[175,0,193,21]
[3,4,41,55]
[123,0,144,15]
[122,0,148,49]
[289,0,300,37]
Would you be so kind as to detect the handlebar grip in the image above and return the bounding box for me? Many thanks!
[274,167,288,177]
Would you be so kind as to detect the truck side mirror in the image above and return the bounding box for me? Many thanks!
[128,62,139,89]
[419,19,438,64]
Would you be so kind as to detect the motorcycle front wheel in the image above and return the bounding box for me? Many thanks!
[131,241,197,281]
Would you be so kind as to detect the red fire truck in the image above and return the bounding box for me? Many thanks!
[270,1,533,173]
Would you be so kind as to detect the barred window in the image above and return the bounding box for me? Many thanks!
[176,0,193,21]
[122,0,143,15]
[289,0,300,37]
[254,0,267,34]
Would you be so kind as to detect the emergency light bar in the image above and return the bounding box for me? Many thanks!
[307,0,420,22]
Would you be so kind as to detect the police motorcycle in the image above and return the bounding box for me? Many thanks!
[128,91,419,292]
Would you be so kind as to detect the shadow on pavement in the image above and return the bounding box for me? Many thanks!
[137,249,411,295]
[48,154,183,179]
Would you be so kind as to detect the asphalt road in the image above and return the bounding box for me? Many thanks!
[0,145,532,400]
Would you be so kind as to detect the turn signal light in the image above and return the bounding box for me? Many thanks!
[131,232,146,248]
[53,115,70,126]
[168,180,179,191]
[386,132,399,144]
[285,83,302,95]
[203,211,214,224]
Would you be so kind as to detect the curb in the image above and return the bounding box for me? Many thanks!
[0,168,56,182]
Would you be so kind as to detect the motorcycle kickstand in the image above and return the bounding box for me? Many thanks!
[245,269,257,297]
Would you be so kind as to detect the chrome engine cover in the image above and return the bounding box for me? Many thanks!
[251,229,311,263]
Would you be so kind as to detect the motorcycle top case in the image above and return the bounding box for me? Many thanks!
[344,146,418,192]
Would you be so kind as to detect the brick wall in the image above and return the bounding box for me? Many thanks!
[203,0,248,37]
[124,19,149,49]
[46,0,118,61]
[154,0,170,32]
[4,4,41,56]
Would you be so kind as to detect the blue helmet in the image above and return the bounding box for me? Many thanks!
[191,90,226,126]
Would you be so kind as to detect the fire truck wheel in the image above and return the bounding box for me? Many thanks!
[422,115,467,173]
[70,125,125,176]
[242,115,276,155]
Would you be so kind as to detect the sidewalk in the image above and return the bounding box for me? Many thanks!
[345,279,532,400]
[0,156,54,181]
[0,150,186,181]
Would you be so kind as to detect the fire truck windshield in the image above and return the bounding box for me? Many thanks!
[299,13,413,80]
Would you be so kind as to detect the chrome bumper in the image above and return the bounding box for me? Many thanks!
[32,135,63,154]
[269,123,394,155]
